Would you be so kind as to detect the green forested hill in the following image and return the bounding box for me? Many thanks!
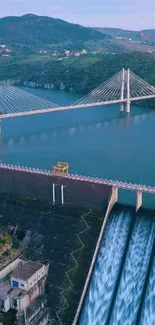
[94,28,141,40]
[0,14,108,49]
[93,27,155,42]
[1,52,155,97]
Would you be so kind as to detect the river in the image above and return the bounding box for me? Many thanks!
[0,87,155,208]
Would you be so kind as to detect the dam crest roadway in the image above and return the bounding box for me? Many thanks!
[0,162,154,212]
[0,162,154,193]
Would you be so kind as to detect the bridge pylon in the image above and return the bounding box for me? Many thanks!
[126,68,131,113]
[74,67,155,116]
[120,68,131,113]
[1,68,155,119]
[120,68,125,112]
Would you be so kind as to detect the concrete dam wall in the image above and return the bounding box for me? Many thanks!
[0,168,112,209]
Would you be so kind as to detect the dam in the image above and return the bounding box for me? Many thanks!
[0,163,113,325]
[0,163,111,209]
[0,163,153,211]
[1,86,155,324]
[0,163,155,324]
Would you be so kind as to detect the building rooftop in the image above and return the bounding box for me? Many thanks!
[11,261,43,281]
[0,281,24,300]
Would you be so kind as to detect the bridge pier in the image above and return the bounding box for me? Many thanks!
[126,101,131,113]
[120,103,124,112]
[111,186,118,205]
[136,190,143,212]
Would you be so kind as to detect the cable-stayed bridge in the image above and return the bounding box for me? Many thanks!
[0,68,155,119]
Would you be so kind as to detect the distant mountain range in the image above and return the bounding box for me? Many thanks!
[0,14,155,55]
[0,14,109,50]
[93,27,155,41]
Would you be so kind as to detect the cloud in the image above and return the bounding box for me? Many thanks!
[0,0,155,30]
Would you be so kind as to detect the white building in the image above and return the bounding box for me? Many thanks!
[65,50,70,57]
[75,52,81,57]
[0,260,49,313]
[11,261,46,291]
[81,49,87,55]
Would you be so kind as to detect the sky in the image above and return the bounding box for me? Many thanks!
[1,0,155,30]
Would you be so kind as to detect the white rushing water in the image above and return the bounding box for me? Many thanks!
[79,209,132,325]
[138,244,155,325]
[109,215,155,325]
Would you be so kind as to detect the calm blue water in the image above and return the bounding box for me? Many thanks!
[0,87,155,208]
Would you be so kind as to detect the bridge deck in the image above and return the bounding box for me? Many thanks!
[0,94,155,119]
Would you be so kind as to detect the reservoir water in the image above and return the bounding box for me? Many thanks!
[0,87,155,208]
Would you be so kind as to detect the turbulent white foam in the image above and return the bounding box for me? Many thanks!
[109,216,155,325]
[80,210,132,325]
[139,240,155,325]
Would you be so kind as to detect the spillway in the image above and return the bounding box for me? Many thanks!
[78,206,155,325]
[109,214,155,325]
[138,242,155,325]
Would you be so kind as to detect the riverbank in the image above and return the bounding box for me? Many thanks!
[1,52,155,100]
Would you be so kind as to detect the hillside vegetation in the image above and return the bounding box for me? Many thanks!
[94,28,141,40]
[0,14,109,51]
[94,27,155,41]
[1,52,155,97]
[1,14,155,107]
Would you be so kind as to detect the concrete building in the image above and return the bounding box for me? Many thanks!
[0,259,49,320]
[11,261,47,291]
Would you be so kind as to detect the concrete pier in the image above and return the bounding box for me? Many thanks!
[136,190,143,212]
[126,101,131,113]
[120,103,124,112]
